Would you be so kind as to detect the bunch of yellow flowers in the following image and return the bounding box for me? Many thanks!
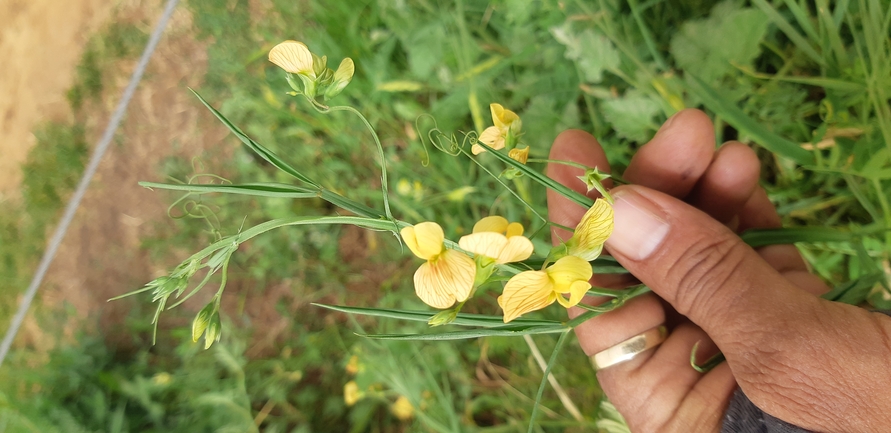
[265,40,615,324]
[401,101,615,322]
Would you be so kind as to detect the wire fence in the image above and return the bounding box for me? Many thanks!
[0,0,182,367]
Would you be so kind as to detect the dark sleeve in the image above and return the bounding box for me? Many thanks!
[721,388,813,433]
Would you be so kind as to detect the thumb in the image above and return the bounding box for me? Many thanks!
[604,185,891,431]
[604,185,816,350]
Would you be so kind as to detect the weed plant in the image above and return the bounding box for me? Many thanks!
[2,0,889,432]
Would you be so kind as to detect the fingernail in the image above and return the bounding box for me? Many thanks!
[606,190,670,260]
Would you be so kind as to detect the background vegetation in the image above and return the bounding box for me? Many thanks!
[1,0,889,431]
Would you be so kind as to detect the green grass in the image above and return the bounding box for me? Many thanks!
[3,0,890,431]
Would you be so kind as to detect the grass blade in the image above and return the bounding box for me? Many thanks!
[359,325,568,340]
[139,181,319,199]
[190,89,320,187]
[740,227,856,247]
[751,0,825,65]
[313,303,561,327]
[685,74,814,165]
[475,142,595,209]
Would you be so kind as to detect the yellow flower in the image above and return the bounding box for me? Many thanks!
[344,381,362,406]
[345,355,361,375]
[401,222,476,309]
[268,40,355,100]
[565,198,614,261]
[508,146,530,164]
[268,40,315,76]
[458,216,533,265]
[498,256,593,322]
[391,396,414,420]
[473,103,522,154]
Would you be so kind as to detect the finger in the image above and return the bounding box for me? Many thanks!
[737,186,828,295]
[604,185,814,345]
[687,141,760,224]
[603,184,891,431]
[548,130,665,349]
[623,109,716,197]
[597,323,737,432]
[546,129,612,244]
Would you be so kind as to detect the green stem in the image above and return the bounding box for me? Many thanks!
[308,100,395,224]
[526,158,590,170]
[527,330,571,433]
[567,285,652,328]
[627,0,668,70]
[871,178,891,256]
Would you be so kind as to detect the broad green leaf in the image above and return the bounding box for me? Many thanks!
[313,304,561,328]
[551,24,619,83]
[601,91,661,142]
[670,2,770,82]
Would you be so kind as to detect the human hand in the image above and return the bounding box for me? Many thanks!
[547,109,891,432]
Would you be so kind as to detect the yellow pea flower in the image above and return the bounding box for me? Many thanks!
[508,146,530,164]
[268,40,315,76]
[391,396,414,420]
[344,381,362,406]
[473,103,522,155]
[565,198,614,261]
[268,40,355,100]
[498,255,593,322]
[401,222,476,309]
[458,216,533,265]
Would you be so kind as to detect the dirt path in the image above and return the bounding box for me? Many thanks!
[1,0,235,351]
[0,0,117,198]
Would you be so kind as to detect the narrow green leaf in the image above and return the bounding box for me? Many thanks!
[359,325,568,340]
[751,0,825,65]
[527,330,571,433]
[822,272,884,304]
[139,181,319,199]
[734,66,864,91]
[190,89,319,187]
[685,74,814,165]
[740,227,855,247]
[475,141,594,209]
[313,303,561,328]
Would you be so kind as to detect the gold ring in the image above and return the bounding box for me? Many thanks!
[590,326,668,371]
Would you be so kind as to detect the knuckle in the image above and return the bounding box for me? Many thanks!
[667,231,748,317]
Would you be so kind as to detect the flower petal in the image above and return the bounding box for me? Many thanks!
[555,280,591,308]
[458,232,508,261]
[269,40,314,75]
[473,216,509,234]
[505,222,524,238]
[489,103,506,129]
[498,235,534,263]
[508,146,529,164]
[401,222,444,260]
[546,255,593,293]
[414,262,454,309]
[568,198,614,261]
[498,271,556,322]
[436,249,476,302]
[477,126,502,147]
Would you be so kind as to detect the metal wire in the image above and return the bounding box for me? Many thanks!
[0,0,182,367]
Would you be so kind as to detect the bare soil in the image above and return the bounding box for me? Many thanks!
[0,0,115,198]
[1,0,233,352]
